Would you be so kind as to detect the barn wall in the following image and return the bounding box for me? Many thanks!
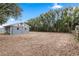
[10,26,29,35]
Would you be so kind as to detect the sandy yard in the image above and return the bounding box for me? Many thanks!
[0,32,79,56]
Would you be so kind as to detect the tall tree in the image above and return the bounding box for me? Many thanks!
[0,3,22,24]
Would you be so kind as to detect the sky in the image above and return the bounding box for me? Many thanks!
[4,3,79,25]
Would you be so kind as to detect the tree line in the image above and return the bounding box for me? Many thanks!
[27,7,79,33]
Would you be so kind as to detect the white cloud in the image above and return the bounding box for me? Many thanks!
[10,18,15,21]
[51,3,62,9]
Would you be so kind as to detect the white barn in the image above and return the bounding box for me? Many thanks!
[0,22,30,35]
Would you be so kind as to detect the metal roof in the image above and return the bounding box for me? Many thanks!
[0,21,28,27]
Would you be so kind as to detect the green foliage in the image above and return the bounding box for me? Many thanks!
[0,3,22,24]
[27,7,79,32]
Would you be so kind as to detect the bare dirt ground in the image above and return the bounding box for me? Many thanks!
[0,32,79,56]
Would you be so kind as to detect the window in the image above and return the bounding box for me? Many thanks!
[17,27,19,30]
